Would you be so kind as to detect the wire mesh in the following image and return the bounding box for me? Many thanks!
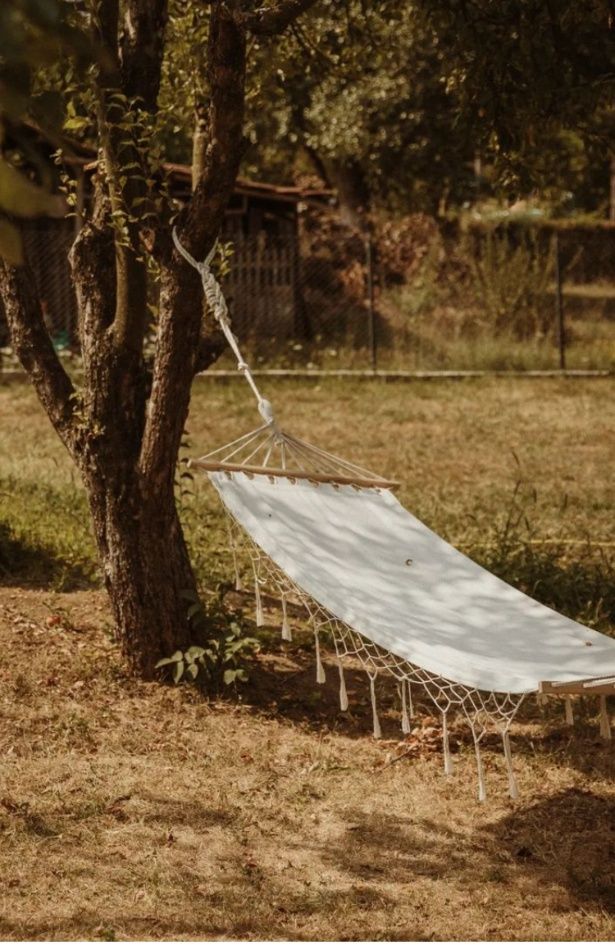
[1,212,614,373]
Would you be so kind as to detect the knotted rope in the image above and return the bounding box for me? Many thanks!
[172,228,276,428]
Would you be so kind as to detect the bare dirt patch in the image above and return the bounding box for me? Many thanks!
[0,586,613,941]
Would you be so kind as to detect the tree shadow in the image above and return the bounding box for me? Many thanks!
[322,808,463,886]
[241,640,416,741]
[481,787,615,913]
[241,633,614,779]
[0,520,95,591]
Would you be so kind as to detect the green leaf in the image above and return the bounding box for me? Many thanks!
[173,661,185,684]
[186,645,206,661]
[223,669,238,685]
[63,116,89,133]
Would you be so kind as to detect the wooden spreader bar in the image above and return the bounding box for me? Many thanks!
[189,458,400,491]
[540,675,615,695]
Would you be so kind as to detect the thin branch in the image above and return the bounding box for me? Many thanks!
[91,0,169,354]
[238,0,320,36]
[0,261,75,449]
[120,0,168,111]
[140,1,248,487]
[182,1,248,258]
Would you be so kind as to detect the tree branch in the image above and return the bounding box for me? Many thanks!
[140,0,248,489]
[0,261,75,449]
[120,0,168,111]
[238,0,320,35]
[90,0,169,355]
[182,1,247,258]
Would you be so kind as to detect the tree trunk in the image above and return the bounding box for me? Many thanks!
[83,458,196,677]
[67,220,201,678]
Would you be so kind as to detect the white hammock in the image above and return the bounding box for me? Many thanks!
[174,230,615,800]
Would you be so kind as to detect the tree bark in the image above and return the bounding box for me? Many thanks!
[83,457,194,676]
[69,216,200,678]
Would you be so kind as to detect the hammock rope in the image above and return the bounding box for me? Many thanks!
[173,228,276,428]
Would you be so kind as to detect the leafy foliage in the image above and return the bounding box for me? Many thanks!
[156,587,260,692]
[414,0,615,201]
[460,228,555,339]
[0,0,94,263]
[243,0,477,215]
[237,0,615,213]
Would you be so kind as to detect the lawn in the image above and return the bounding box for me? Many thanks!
[0,376,614,941]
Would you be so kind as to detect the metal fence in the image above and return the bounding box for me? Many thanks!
[2,217,614,375]
[215,219,615,374]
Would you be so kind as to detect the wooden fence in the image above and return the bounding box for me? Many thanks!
[225,236,302,341]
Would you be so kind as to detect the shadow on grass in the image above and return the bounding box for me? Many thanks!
[322,789,615,917]
[237,621,615,785]
[483,787,615,913]
[323,809,463,885]
[0,520,96,591]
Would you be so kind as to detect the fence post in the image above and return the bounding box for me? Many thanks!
[554,231,566,370]
[365,232,377,372]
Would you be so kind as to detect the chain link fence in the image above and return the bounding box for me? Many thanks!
[214,214,615,373]
[2,213,614,374]
[0,218,77,355]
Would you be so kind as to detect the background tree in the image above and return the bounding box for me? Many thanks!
[0,0,320,677]
[237,0,615,218]
[414,0,615,208]
[243,0,477,222]
[113,1,615,221]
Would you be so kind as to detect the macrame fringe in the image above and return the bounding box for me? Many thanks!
[315,631,326,684]
[368,673,382,739]
[232,549,243,591]
[228,522,243,591]
[565,695,574,726]
[281,594,292,642]
[407,680,415,719]
[536,692,548,707]
[253,568,264,627]
[442,710,453,776]
[502,730,519,800]
[599,695,611,740]
[338,660,349,711]
[400,681,411,735]
[473,732,487,802]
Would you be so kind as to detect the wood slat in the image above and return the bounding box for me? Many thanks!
[539,676,615,695]
[189,458,399,490]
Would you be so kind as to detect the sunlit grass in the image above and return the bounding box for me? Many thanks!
[2,375,613,630]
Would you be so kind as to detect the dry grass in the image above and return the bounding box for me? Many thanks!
[0,376,614,940]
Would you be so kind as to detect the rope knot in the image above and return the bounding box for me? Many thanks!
[172,226,277,427]
[258,398,276,426]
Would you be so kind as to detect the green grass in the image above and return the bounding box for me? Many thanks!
[1,375,614,631]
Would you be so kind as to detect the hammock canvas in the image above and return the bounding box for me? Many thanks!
[174,229,615,801]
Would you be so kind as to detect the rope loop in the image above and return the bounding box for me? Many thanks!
[172,227,276,429]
